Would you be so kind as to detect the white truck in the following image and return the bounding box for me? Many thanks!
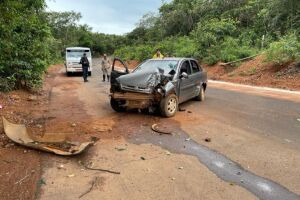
[65,47,92,76]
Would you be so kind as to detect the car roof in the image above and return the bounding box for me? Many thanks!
[148,58,195,62]
[66,47,90,50]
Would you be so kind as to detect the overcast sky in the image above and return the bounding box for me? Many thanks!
[46,0,168,35]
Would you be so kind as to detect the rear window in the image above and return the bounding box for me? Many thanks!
[191,60,201,73]
[66,49,91,58]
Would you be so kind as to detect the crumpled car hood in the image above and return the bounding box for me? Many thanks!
[117,70,158,88]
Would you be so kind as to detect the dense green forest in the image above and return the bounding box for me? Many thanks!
[0,0,299,91]
[116,0,300,64]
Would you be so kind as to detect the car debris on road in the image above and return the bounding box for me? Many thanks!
[2,117,94,156]
[151,123,173,135]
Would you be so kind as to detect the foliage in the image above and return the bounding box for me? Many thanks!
[265,33,300,64]
[0,0,51,91]
[114,0,300,65]
[114,36,197,61]
[46,11,125,57]
[220,37,257,63]
[114,45,153,61]
[1,0,300,92]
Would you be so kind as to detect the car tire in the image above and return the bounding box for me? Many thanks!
[110,98,126,112]
[66,72,71,76]
[195,86,205,101]
[160,94,178,118]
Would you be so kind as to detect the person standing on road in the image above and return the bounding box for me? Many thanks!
[79,53,90,82]
[101,54,111,82]
[153,49,164,59]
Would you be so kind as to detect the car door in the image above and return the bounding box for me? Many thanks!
[189,60,203,98]
[178,60,194,103]
[111,58,129,92]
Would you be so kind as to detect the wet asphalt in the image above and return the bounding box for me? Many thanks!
[129,126,300,200]
[125,87,300,199]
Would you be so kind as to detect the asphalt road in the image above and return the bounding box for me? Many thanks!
[199,85,300,150]
[39,60,300,200]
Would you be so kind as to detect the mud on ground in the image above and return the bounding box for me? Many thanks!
[204,56,300,91]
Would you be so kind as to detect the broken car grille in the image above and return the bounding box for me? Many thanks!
[121,84,152,94]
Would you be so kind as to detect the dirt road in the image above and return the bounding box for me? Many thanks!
[1,59,300,200]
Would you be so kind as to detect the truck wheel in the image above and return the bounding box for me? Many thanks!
[195,86,205,101]
[160,94,178,117]
[110,98,126,112]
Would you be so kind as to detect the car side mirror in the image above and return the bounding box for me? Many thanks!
[180,72,188,79]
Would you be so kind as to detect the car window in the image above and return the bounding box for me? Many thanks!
[113,59,127,73]
[180,61,192,75]
[134,60,178,75]
[190,60,202,73]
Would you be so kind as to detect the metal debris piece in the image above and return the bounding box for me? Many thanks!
[151,124,173,135]
[140,156,146,160]
[67,174,75,178]
[80,162,120,175]
[2,117,93,156]
[178,108,186,112]
[115,147,126,151]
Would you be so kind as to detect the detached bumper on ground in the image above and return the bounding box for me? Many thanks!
[2,117,94,156]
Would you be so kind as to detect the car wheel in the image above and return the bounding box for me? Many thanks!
[110,98,126,112]
[195,86,205,101]
[66,72,71,76]
[160,94,178,117]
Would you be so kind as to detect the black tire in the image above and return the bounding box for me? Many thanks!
[160,94,178,118]
[195,86,205,101]
[110,98,126,112]
[66,72,71,76]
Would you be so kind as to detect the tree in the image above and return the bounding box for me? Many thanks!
[0,0,51,91]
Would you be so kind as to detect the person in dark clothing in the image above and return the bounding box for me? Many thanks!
[79,53,90,82]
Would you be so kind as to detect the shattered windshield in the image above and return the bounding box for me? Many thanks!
[134,60,178,74]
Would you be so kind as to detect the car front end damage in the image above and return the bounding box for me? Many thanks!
[110,70,176,110]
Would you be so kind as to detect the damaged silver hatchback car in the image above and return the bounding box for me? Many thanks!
[110,58,207,117]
